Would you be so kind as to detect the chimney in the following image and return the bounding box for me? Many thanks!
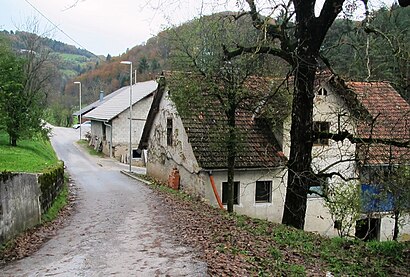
[99,91,104,102]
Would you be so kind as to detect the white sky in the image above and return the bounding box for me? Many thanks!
[0,0,396,56]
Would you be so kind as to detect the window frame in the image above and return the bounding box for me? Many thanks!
[166,118,173,146]
[255,180,272,203]
[313,121,330,146]
[317,87,328,96]
[132,148,142,159]
[222,181,240,205]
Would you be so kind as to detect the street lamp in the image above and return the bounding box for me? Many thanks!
[120,61,133,172]
[74,81,82,140]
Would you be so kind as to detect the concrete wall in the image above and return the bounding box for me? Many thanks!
[0,164,64,245]
[0,173,41,244]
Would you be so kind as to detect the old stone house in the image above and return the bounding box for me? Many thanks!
[139,75,410,240]
[84,80,158,163]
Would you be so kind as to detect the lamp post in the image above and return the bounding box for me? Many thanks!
[74,81,82,140]
[120,61,133,172]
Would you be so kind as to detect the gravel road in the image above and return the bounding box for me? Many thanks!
[1,126,207,276]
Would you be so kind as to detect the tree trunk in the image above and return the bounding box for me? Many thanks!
[282,55,316,229]
[393,210,400,241]
[10,135,17,146]
[226,96,237,213]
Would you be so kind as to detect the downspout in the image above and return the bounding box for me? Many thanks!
[208,171,224,210]
[104,121,113,158]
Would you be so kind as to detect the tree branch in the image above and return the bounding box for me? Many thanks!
[222,44,293,64]
[315,130,410,148]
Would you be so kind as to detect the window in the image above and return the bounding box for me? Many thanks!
[222,181,240,205]
[255,181,272,203]
[166,118,173,146]
[317,87,328,96]
[308,185,323,198]
[313,121,330,145]
[132,149,142,159]
[102,124,106,140]
[308,178,328,198]
[355,218,380,241]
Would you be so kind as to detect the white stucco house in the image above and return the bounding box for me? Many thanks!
[84,80,158,164]
[139,76,289,222]
[139,74,410,241]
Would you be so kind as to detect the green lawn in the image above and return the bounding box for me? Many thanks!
[0,131,59,173]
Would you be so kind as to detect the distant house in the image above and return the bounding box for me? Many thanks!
[140,74,410,241]
[72,90,123,124]
[84,80,158,163]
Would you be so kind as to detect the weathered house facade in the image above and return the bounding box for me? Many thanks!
[84,80,157,163]
[140,77,289,221]
[299,76,410,240]
[140,75,410,240]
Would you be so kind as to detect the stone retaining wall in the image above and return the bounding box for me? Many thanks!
[0,162,64,245]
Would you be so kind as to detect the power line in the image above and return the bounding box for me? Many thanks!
[24,0,101,59]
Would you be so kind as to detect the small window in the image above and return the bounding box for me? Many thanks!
[313,121,330,145]
[102,124,106,140]
[255,181,272,203]
[308,185,323,198]
[166,118,173,146]
[222,181,240,205]
[132,149,142,159]
[317,87,328,96]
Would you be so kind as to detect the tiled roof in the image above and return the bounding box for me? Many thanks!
[347,82,410,165]
[84,80,157,121]
[177,76,286,169]
[183,111,285,169]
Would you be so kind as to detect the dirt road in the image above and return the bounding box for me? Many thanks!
[1,126,207,276]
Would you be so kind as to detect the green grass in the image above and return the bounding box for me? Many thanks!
[0,131,59,172]
[58,53,88,62]
[77,140,105,157]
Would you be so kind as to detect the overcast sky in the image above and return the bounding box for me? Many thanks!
[0,0,395,56]
[0,0,214,56]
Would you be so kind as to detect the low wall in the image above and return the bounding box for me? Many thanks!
[0,162,64,245]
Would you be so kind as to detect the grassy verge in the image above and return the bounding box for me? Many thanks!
[77,140,105,157]
[0,131,59,172]
[134,173,410,276]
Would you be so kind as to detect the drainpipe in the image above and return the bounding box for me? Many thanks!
[208,171,224,210]
[104,121,113,158]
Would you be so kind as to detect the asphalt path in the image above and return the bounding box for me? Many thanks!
[1,126,206,276]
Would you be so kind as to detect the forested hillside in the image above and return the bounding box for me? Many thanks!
[68,5,409,108]
[1,4,407,128]
[323,4,409,101]
[0,30,102,126]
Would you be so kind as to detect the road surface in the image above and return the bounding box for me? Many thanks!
[1,126,207,276]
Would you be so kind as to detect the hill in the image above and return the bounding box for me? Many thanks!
[66,5,409,112]
[0,30,100,84]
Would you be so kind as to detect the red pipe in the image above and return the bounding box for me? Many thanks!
[208,171,224,210]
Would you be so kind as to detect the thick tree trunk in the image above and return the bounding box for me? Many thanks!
[282,56,316,229]
[393,210,400,241]
[226,97,237,213]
